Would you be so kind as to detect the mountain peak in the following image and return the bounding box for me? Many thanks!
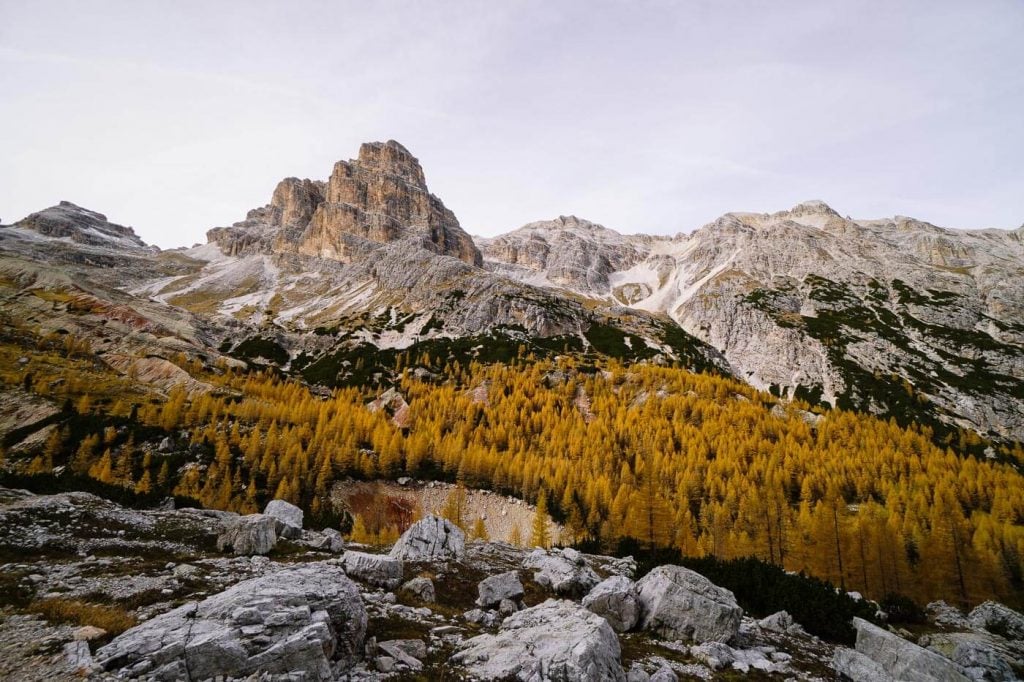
[207,140,482,266]
[14,201,146,248]
[355,140,426,188]
[787,199,839,216]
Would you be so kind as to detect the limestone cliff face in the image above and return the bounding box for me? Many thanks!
[207,141,482,266]
[484,201,1024,440]
[479,216,661,294]
[12,202,147,249]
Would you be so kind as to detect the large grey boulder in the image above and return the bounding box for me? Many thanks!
[923,632,1023,682]
[836,617,970,682]
[833,647,895,682]
[216,513,277,555]
[389,514,466,561]
[968,601,1024,641]
[583,575,640,632]
[523,547,600,597]
[95,562,367,681]
[477,570,525,608]
[452,599,627,681]
[635,565,742,643]
[401,576,436,603]
[341,550,404,589]
[264,499,303,539]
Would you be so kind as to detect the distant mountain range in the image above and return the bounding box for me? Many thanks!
[2,140,1022,441]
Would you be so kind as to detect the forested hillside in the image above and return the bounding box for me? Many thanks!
[3,327,1022,610]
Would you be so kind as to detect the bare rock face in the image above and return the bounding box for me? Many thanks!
[94,562,367,681]
[634,565,742,643]
[833,617,970,682]
[968,601,1024,641]
[486,200,1024,441]
[523,547,600,597]
[13,201,147,249]
[582,575,640,632]
[263,499,303,539]
[480,215,659,295]
[341,550,404,589]
[476,570,525,608]
[452,599,627,681]
[389,514,466,562]
[216,514,277,555]
[207,140,482,266]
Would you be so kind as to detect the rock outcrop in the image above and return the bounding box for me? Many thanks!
[968,601,1024,640]
[95,562,367,680]
[452,599,627,681]
[523,547,600,597]
[582,575,640,632]
[389,514,465,561]
[485,201,1024,440]
[832,617,970,682]
[216,513,277,555]
[635,565,743,643]
[207,140,482,266]
[264,499,303,539]
[340,550,404,589]
[476,570,525,609]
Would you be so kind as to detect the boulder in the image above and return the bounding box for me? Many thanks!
[64,640,93,675]
[390,514,466,561]
[305,528,345,553]
[635,565,742,643]
[264,499,303,539]
[95,562,367,681]
[452,599,627,681]
[968,601,1024,641]
[477,570,525,608]
[842,617,970,682]
[927,601,972,630]
[215,514,277,555]
[523,547,600,597]
[583,575,640,632]
[758,610,807,636]
[341,550,404,589]
[650,666,679,682]
[377,639,425,671]
[401,576,436,602]
[833,647,895,682]
[923,632,1022,682]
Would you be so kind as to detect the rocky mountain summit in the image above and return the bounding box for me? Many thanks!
[206,141,481,266]
[1,141,1022,442]
[2,487,1022,681]
[484,201,1024,440]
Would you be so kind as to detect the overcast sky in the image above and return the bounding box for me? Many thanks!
[1,1,1022,248]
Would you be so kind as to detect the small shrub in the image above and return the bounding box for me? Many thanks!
[879,593,926,625]
[30,598,137,636]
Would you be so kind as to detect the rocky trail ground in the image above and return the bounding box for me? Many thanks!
[1,486,1022,681]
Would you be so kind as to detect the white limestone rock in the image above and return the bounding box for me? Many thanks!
[477,570,525,608]
[968,601,1024,641]
[215,513,277,555]
[94,562,367,681]
[583,575,640,632]
[452,599,627,681]
[390,514,466,561]
[635,565,742,643]
[523,547,600,597]
[263,499,303,539]
[840,617,970,682]
[401,576,436,603]
[341,550,404,589]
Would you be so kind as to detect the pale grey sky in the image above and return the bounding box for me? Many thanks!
[1,1,1022,248]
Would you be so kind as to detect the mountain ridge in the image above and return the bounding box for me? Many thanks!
[2,140,1022,441]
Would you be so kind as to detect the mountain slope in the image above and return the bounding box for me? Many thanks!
[484,201,1024,440]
